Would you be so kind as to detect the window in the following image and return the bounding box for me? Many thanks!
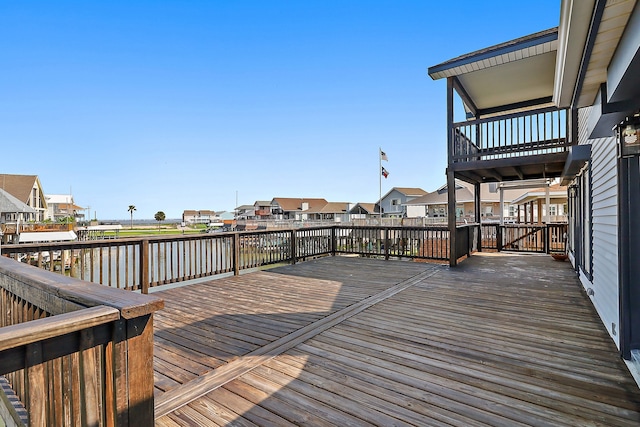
[571,167,592,280]
[391,199,401,211]
[580,167,592,278]
[568,186,576,255]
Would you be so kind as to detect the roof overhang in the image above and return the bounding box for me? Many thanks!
[560,144,591,185]
[553,0,596,107]
[554,0,638,109]
[428,28,559,117]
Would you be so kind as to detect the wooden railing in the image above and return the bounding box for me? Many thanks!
[452,107,570,163]
[1,224,569,297]
[334,226,451,260]
[1,226,453,294]
[481,223,568,253]
[0,256,163,426]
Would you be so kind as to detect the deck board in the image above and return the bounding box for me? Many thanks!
[154,254,640,426]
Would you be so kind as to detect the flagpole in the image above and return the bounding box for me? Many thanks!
[379,147,382,222]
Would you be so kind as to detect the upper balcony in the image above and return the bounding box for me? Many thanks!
[451,106,571,183]
[428,28,578,185]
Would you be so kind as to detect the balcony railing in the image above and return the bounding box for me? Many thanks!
[452,106,570,163]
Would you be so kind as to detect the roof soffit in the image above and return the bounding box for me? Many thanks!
[576,0,637,107]
[428,28,559,115]
[457,51,558,110]
[554,0,595,108]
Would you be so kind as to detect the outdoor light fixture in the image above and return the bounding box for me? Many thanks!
[619,114,640,157]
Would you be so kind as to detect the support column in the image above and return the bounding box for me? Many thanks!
[447,170,457,267]
[545,184,551,223]
[499,187,505,225]
[446,77,457,267]
[537,199,543,224]
[529,201,534,223]
[474,181,482,252]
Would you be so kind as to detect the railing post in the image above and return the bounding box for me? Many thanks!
[384,228,390,260]
[26,342,45,427]
[544,225,550,254]
[140,239,149,294]
[497,225,503,252]
[233,233,240,276]
[331,226,336,256]
[125,314,156,425]
[290,229,297,264]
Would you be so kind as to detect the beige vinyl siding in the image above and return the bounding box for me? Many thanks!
[579,106,620,345]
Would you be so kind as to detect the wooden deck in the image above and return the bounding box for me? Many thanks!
[152,254,640,426]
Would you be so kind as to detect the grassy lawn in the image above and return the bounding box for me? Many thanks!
[105,224,207,237]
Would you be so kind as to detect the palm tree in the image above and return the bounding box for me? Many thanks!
[128,205,136,229]
[154,211,166,230]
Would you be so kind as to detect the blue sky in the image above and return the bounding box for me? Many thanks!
[1,1,560,220]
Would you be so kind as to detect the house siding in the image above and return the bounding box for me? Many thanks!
[579,106,620,345]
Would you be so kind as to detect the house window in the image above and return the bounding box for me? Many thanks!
[391,199,401,211]
[571,167,592,280]
[549,205,557,216]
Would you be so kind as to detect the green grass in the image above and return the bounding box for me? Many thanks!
[105,227,204,237]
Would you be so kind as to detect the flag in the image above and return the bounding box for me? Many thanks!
[380,149,388,161]
[381,166,389,178]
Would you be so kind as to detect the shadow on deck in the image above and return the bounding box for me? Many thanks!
[152,254,640,426]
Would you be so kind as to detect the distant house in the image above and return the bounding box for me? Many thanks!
[0,188,37,244]
[378,187,427,217]
[235,204,256,220]
[182,210,216,225]
[215,211,235,221]
[348,203,379,220]
[45,194,84,222]
[405,181,527,222]
[0,174,47,222]
[270,198,328,220]
[253,201,273,219]
[509,183,568,223]
[305,202,353,222]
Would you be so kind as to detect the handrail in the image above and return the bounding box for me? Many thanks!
[0,256,163,425]
[452,105,563,127]
[0,306,119,354]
